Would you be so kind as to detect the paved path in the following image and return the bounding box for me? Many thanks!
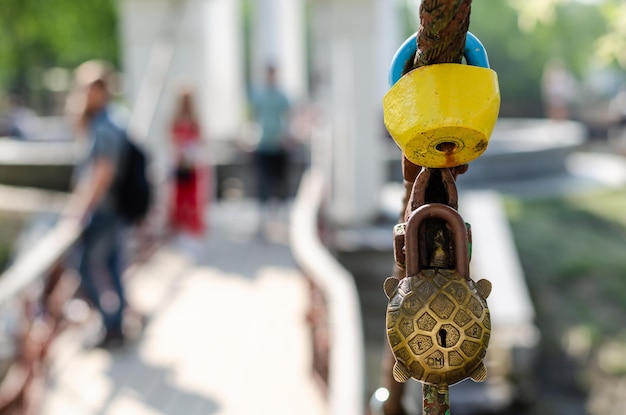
[42,201,326,415]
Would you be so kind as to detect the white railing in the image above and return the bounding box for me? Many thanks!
[0,217,81,308]
[291,169,365,415]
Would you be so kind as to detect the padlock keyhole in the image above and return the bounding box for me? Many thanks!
[437,328,448,347]
[435,142,458,154]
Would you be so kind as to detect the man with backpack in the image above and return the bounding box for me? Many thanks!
[65,61,147,347]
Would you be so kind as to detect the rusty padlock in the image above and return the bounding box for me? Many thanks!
[384,203,492,391]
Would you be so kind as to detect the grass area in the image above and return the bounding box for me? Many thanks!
[504,189,626,414]
[506,190,626,344]
[0,211,30,271]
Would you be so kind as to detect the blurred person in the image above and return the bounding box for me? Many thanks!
[542,59,577,120]
[608,86,626,153]
[64,60,129,347]
[251,65,292,229]
[169,88,208,238]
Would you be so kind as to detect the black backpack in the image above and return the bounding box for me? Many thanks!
[115,137,151,223]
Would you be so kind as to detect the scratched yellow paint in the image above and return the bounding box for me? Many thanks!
[383,64,500,168]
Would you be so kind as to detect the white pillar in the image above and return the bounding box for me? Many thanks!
[202,0,246,139]
[251,0,307,101]
[376,0,403,100]
[310,0,401,225]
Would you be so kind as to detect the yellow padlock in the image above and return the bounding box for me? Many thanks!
[383,63,500,168]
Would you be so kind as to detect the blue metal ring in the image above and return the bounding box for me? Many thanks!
[388,31,490,87]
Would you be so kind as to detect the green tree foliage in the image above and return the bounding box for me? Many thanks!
[0,0,119,95]
[470,0,607,116]
[596,2,626,68]
[402,0,611,115]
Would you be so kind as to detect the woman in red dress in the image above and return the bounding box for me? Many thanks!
[170,89,208,236]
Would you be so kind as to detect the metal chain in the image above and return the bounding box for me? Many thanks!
[383,1,473,415]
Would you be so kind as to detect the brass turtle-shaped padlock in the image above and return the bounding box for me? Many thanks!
[384,203,492,390]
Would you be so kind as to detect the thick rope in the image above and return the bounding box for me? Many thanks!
[413,0,471,68]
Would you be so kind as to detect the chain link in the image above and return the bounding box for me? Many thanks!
[383,2,474,415]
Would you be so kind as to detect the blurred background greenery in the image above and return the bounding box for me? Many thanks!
[0,0,119,112]
[2,0,626,119]
[404,0,626,118]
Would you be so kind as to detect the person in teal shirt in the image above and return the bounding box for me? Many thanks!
[251,66,291,210]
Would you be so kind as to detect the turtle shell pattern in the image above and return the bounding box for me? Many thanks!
[385,269,491,387]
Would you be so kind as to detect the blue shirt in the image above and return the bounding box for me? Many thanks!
[86,108,127,212]
[252,86,290,154]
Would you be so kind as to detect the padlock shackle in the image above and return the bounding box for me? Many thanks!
[405,203,469,279]
[407,168,459,216]
[388,31,489,87]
